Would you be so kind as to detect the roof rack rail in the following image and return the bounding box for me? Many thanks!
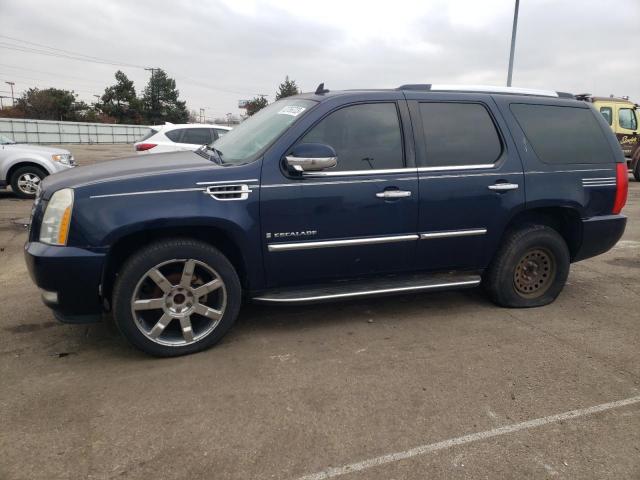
[396,84,572,98]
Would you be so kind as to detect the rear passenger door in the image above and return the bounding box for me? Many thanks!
[406,93,525,271]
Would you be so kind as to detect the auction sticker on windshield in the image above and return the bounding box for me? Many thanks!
[277,106,306,116]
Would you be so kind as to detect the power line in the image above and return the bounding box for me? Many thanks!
[0,34,144,66]
[1,35,268,103]
[0,35,147,69]
[0,42,146,69]
[0,71,108,89]
[0,62,114,84]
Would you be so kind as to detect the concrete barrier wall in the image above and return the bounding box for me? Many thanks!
[0,118,151,144]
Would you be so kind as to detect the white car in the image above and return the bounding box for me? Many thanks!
[134,123,232,154]
[0,135,75,198]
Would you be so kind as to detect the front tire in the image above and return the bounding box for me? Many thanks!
[484,225,570,308]
[10,166,47,199]
[112,238,241,357]
[633,160,640,182]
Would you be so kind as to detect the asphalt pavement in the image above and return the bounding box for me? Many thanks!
[1,145,638,479]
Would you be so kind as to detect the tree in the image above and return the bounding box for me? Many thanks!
[141,69,189,124]
[11,88,85,121]
[245,96,268,116]
[98,70,142,124]
[275,75,300,100]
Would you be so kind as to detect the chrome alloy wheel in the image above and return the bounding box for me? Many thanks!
[131,259,227,346]
[17,172,41,195]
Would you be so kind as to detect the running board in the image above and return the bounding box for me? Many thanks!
[251,272,481,304]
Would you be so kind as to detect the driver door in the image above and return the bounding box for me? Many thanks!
[260,100,419,288]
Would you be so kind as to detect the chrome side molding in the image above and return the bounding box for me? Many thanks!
[269,229,488,251]
[268,234,419,252]
[90,187,205,199]
[420,228,487,239]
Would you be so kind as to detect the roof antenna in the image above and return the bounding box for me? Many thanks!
[315,82,329,95]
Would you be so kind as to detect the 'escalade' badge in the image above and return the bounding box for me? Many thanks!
[266,230,317,239]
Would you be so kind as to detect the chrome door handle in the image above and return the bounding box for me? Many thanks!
[376,190,412,199]
[488,183,519,191]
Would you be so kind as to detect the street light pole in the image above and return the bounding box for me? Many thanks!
[507,0,520,87]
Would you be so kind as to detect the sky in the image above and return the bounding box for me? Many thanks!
[0,0,638,121]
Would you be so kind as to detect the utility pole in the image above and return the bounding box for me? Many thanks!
[145,67,159,123]
[506,0,520,87]
[5,81,15,106]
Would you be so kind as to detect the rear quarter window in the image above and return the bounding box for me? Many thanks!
[510,103,613,164]
[165,130,183,142]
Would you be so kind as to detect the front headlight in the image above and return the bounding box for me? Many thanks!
[39,189,74,246]
[52,153,74,165]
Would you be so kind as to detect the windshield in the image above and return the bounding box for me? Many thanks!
[0,135,16,145]
[210,98,316,164]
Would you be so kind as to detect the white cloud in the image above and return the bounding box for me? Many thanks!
[0,0,638,120]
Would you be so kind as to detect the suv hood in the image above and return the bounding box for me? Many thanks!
[41,150,217,196]
[3,144,70,155]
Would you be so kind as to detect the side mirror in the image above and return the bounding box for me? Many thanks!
[285,143,337,172]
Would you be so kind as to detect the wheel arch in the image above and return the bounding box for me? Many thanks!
[101,225,251,309]
[5,160,50,183]
[500,206,583,261]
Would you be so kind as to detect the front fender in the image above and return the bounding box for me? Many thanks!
[70,183,263,289]
[1,154,53,179]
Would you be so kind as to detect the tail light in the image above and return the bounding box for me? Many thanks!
[612,162,628,214]
[135,143,157,151]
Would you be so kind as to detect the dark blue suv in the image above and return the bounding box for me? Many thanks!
[25,84,629,356]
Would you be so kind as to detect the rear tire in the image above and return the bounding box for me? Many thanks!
[112,238,241,357]
[633,160,640,182]
[10,166,47,199]
[484,225,570,308]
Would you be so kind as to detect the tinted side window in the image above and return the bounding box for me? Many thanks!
[165,130,183,142]
[599,106,612,125]
[419,103,502,167]
[619,108,637,130]
[511,104,613,164]
[215,128,229,137]
[300,103,404,171]
[181,128,212,145]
